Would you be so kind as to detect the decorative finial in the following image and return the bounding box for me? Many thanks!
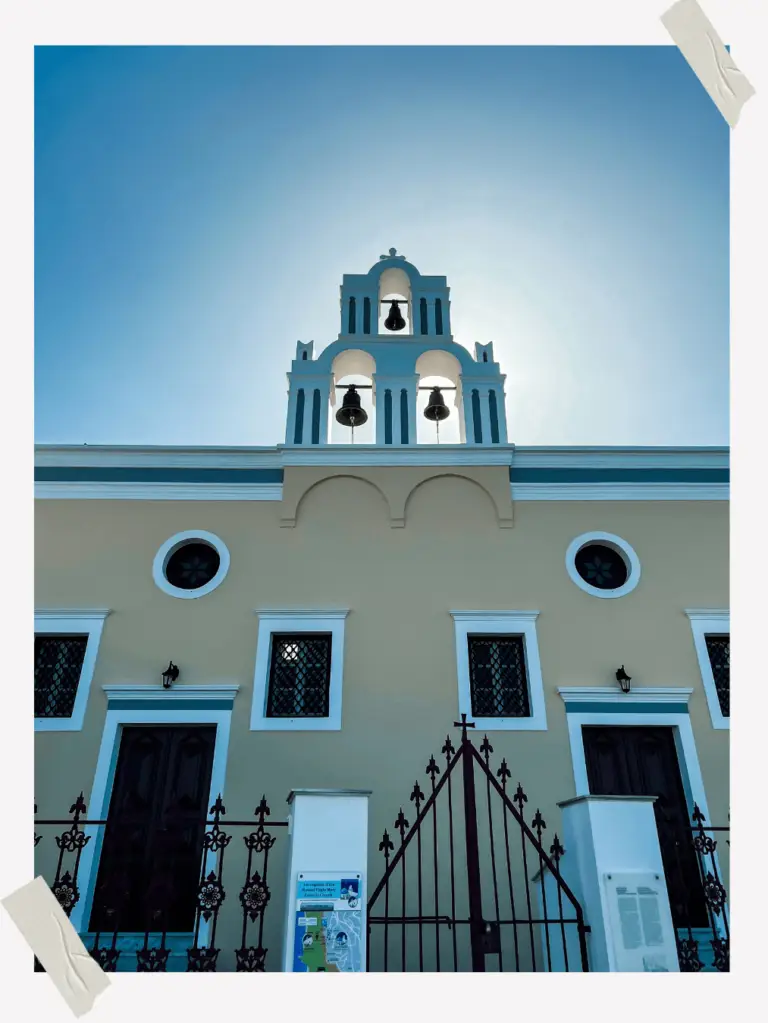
[380,247,405,260]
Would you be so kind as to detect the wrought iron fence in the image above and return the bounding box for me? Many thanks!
[658,804,729,972]
[34,794,287,972]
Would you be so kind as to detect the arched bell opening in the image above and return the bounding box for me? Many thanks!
[378,266,412,335]
[330,349,377,445]
[415,350,463,445]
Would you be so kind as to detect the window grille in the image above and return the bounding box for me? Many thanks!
[266,634,332,718]
[467,635,530,718]
[705,634,729,717]
[34,635,88,718]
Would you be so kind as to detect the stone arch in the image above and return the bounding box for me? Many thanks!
[399,471,513,529]
[280,471,393,528]
[415,349,463,385]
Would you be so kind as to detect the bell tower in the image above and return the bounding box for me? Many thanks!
[284,250,508,447]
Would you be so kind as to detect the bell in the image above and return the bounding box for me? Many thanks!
[384,300,406,332]
[424,387,450,422]
[335,385,368,428]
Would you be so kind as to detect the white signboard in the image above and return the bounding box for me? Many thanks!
[291,872,365,972]
[603,872,679,972]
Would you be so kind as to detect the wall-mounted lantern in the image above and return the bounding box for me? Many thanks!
[615,665,632,694]
[162,661,180,689]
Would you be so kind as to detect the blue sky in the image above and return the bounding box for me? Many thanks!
[34,46,729,447]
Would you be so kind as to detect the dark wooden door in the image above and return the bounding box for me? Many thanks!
[89,725,216,933]
[582,725,707,927]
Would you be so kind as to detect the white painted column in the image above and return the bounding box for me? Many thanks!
[285,383,300,445]
[558,795,679,972]
[463,386,480,444]
[492,383,509,444]
[282,789,371,972]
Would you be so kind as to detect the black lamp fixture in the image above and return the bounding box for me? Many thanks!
[162,661,180,689]
[615,665,632,694]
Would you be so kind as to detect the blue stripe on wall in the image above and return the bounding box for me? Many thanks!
[565,702,690,715]
[400,389,409,444]
[509,467,728,484]
[36,466,284,483]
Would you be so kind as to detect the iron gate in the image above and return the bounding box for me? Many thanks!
[367,717,590,972]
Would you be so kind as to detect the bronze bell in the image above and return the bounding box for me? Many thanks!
[424,386,450,422]
[384,300,406,332]
[335,385,368,428]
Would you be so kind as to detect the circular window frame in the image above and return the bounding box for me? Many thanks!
[565,531,640,599]
[152,529,230,600]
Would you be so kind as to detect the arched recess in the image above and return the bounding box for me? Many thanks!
[379,266,413,335]
[330,349,377,445]
[415,350,464,444]
[399,471,513,529]
[280,472,393,528]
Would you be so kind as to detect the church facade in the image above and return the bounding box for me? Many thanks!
[34,250,729,973]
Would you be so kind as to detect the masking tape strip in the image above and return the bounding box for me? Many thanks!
[662,0,755,127]
[2,876,110,1017]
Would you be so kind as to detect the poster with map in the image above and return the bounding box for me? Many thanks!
[292,875,364,972]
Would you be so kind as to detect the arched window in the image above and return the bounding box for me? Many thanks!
[420,298,428,335]
[294,388,305,444]
[471,389,483,443]
[489,389,500,444]
[348,297,356,335]
[311,389,322,444]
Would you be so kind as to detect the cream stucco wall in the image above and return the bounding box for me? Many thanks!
[34,469,729,968]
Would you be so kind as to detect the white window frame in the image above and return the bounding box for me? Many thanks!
[152,529,230,600]
[250,610,349,731]
[565,530,641,599]
[450,610,547,731]
[69,683,238,962]
[34,609,111,732]
[685,609,730,730]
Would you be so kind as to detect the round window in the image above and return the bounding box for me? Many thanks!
[566,532,640,599]
[152,530,230,600]
[165,541,220,590]
[573,543,628,591]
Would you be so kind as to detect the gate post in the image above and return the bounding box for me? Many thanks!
[557,795,680,972]
[281,789,371,972]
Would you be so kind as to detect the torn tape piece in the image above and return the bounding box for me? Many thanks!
[662,0,755,127]
[2,876,110,1017]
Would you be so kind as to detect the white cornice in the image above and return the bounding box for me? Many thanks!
[35,608,111,621]
[558,686,694,705]
[35,443,728,472]
[512,483,728,501]
[103,684,240,703]
[35,483,283,501]
[279,445,515,466]
[449,610,540,622]
[34,446,282,469]
[512,447,729,469]
[684,608,730,621]
[254,609,350,620]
